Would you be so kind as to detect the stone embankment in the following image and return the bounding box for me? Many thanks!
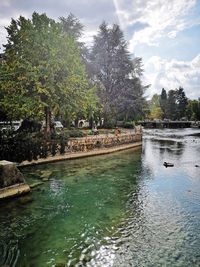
[0,160,30,200]
[20,130,142,167]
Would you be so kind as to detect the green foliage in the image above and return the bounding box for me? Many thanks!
[186,99,200,120]
[64,129,86,138]
[60,138,66,154]
[149,107,164,120]
[0,12,90,131]
[165,88,188,120]
[59,13,84,40]
[123,121,134,129]
[148,94,163,119]
[50,141,58,156]
[160,88,167,118]
[91,22,146,124]
[148,88,188,120]
[0,130,69,162]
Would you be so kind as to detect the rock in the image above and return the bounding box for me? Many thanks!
[19,195,33,205]
[42,177,49,182]
[40,170,52,181]
[0,161,30,200]
[0,183,30,200]
[29,182,44,189]
[195,164,199,167]
[0,160,25,188]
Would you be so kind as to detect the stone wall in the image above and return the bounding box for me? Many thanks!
[0,160,25,188]
[67,131,142,152]
[0,160,30,199]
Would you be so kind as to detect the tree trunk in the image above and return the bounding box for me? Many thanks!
[45,107,51,138]
[74,118,79,128]
[89,117,94,129]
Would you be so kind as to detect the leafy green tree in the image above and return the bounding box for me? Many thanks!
[166,90,177,119]
[59,13,100,126]
[148,94,163,119]
[176,87,188,119]
[59,13,91,69]
[186,99,200,120]
[91,22,146,125]
[59,13,84,40]
[164,87,187,120]
[0,12,89,133]
[160,88,167,118]
[149,106,163,120]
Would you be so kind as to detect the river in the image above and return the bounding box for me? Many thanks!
[0,128,200,267]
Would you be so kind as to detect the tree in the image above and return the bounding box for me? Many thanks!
[148,106,163,120]
[186,99,200,120]
[59,13,99,126]
[160,88,167,118]
[176,87,188,119]
[0,12,89,134]
[59,13,90,68]
[59,13,84,40]
[166,90,177,119]
[91,22,146,125]
[148,94,163,119]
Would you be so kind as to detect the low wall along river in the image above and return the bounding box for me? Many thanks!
[67,131,142,152]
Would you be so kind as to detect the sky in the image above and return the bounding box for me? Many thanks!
[0,0,200,99]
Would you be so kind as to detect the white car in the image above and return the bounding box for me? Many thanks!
[12,120,22,131]
[54,121,64,129]
[0,120,22,131]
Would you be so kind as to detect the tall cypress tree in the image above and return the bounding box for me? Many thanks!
[160,88,167,118]
[176,87,188,119]
[166,90,177,120]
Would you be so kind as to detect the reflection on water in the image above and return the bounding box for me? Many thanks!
[0,128,200,267]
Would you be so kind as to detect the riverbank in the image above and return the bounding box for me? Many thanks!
[19,141,142,167]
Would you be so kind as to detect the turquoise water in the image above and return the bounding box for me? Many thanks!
[0,128,200,267]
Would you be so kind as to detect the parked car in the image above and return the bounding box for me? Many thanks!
[78,119,89,128]
[54,121,63,129]
[0,120,22,132]
[0,121,12,131]
[12,120,23,131]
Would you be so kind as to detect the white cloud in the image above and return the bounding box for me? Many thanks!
[143,54,200,99]
[0,0,118,51]
[113,0,198,51]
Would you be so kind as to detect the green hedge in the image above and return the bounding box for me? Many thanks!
[0,130,68,163]
[123,121,135,128]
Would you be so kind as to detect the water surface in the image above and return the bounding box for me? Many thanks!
[0,128,200,267]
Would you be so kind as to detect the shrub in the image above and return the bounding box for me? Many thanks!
[60,138,66,154]
[123,121,134,129]
[65,129,86,138]
[50,141,58,156]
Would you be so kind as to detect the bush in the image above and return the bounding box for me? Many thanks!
[103,121,116,129]
[64,129,86,138]
[40,141,48,158]
[0,127,71,162]
[0,131,49,162]
[50,141,58,156]
[60,138,66,154]
[123,121,135,129]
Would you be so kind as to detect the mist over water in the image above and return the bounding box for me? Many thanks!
[0,128,200,267]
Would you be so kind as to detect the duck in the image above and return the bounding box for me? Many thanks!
[163,162,174,167]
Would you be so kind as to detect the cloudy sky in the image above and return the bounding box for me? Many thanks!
[0,0,200,99]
